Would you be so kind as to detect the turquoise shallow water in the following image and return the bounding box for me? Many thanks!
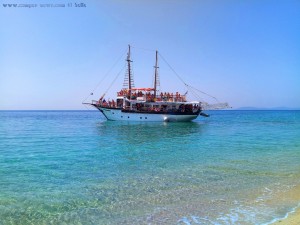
[0,110,300,224]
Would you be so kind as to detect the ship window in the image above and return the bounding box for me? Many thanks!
[140,117,142,119]
[128,116,130,118]
[121,116,123,118]
[145,117,147,119]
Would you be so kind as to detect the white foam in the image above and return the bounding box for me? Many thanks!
[261,203,300,225]
[177,217,192,225]
[177,185,300,225]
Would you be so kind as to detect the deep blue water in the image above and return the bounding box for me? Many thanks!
[0,110,300,224]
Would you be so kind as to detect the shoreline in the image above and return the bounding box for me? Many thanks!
[270,206,300,225]
[267,182,300,225]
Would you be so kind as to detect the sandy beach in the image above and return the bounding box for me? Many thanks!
[271,183,300,225]
[272,208,300,225]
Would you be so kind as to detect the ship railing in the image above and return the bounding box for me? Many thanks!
[155,95,186,102]
[117,91,187,102]
[92,100,99,105]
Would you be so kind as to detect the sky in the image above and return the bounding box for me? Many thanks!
[0,0,299,110]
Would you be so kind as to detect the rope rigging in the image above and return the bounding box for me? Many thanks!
[158,52,220,103]
[101,64,126,100]
[158,52,188,86]
[82,49,127,103]
[84,45,229,110]
[186,84,219,103]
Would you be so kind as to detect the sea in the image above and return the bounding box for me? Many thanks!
[0,110,300,225]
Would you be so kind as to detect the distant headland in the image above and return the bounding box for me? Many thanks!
[235,107,300,110]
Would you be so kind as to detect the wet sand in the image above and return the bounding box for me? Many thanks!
[271,183,300,225]
[272,208,300,225]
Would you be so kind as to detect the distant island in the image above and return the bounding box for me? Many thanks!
[235,107,300,110]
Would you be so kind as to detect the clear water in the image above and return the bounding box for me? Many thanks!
[0,110,300,225]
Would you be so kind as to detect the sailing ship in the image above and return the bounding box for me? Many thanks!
[86,45,212,122]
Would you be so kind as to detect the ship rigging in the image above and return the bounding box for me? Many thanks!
[83,45,228,122]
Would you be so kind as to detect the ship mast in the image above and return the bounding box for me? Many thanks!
[154,50,159,98]
[126,45,132,96]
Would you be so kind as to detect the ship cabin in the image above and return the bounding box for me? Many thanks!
[97,87,201,114]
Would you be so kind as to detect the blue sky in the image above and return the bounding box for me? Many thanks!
[0,0,299,110]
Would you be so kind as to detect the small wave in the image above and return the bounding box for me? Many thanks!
[262,203,300,225]
[177,185,300,225]
[178,203,300,225]
[178,216,215,225]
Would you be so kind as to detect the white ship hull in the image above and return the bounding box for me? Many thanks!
[97,107,199,122]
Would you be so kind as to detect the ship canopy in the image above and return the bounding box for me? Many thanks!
[129,88,155,92]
